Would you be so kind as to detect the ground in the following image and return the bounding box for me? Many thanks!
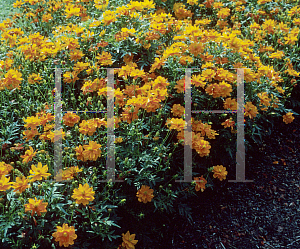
[166,114,300,249]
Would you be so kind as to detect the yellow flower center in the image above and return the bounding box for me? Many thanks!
[63,232,68,237]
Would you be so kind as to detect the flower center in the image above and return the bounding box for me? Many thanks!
[63,232,68,237]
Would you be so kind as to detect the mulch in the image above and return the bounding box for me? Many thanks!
[163,114,300,249]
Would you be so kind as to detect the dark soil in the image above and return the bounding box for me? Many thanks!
[165,114,300,249]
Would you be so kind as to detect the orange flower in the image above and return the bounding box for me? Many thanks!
[136,185,154,203]
[27,73,42,84]
[221,118,235,130]
[223,98,237,110]
[174,78,185,93]
[0,162,13,177]
[122,231,138,249]
[11,175,30,193]
[212,165,228,181]
[82,141,102,161]
[96,51,113,66]
[0,175,13,191]
[23,116,41,129]
[28,162,51,182]
[63,112,80,127]
[52,223,77,248]
[192,136,211,157]
[283,112,294,124]
[72,183,95,206]
[244,102,258,119]
[24,197,48,217]
[22,128,40,141]
[171,104,185,117]
[75,145,86,161]
[2,69,23,90]
[194,176,207,192]
[20,146,37,164]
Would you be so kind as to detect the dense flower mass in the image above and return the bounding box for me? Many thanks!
[0,0,299,247]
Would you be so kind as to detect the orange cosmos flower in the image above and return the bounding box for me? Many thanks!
[20,146,37,164]
[63,112,80,127]
[22,128,40,141]
[122,231,138,249]
[283,112,294,124]
[83,141,102,161]
[136,185,154,203]
[75,145,86,161]
[212,165,228,181]
[174,78,185,93]
[223,98,237,110]
[52,223,77,248]
[23,116,41,129]
[24,197,48,217]
[221,118,235,130]
[194,176,207,192]
[28,162,51,182]
[0,175,13,191]
[72,183,95,206]
[11,175,30,193]
[0,162,13,177]
[3,69,23,90]
[192,136,211,157]
[27,73,42,84]
[244,102,258,119]
[171,104,185,117]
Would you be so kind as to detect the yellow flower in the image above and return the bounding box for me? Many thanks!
[75,145,86,161]
[0,162,13,178]
[11,175,30,193]
[0,175,12,191]
[20,146,37,164]
[72,183,95,206]
[24,197,48,217]
[52,223,77,248]
[28,162,51,182]
[115,137,123,143]
[96,51,113,66]
[27,73,42,84]
[3,69,23,90]
[136,185,154,203]
[82,141,102,161]
[63,112,80,127]
[171,104,185,117]
[283,112,294,124]
[244,102,258,119]
[187,0,198,5]
[122,231,138,249]
[166,118,186,131]
[223,98,237,110]
[212,165,228,181]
